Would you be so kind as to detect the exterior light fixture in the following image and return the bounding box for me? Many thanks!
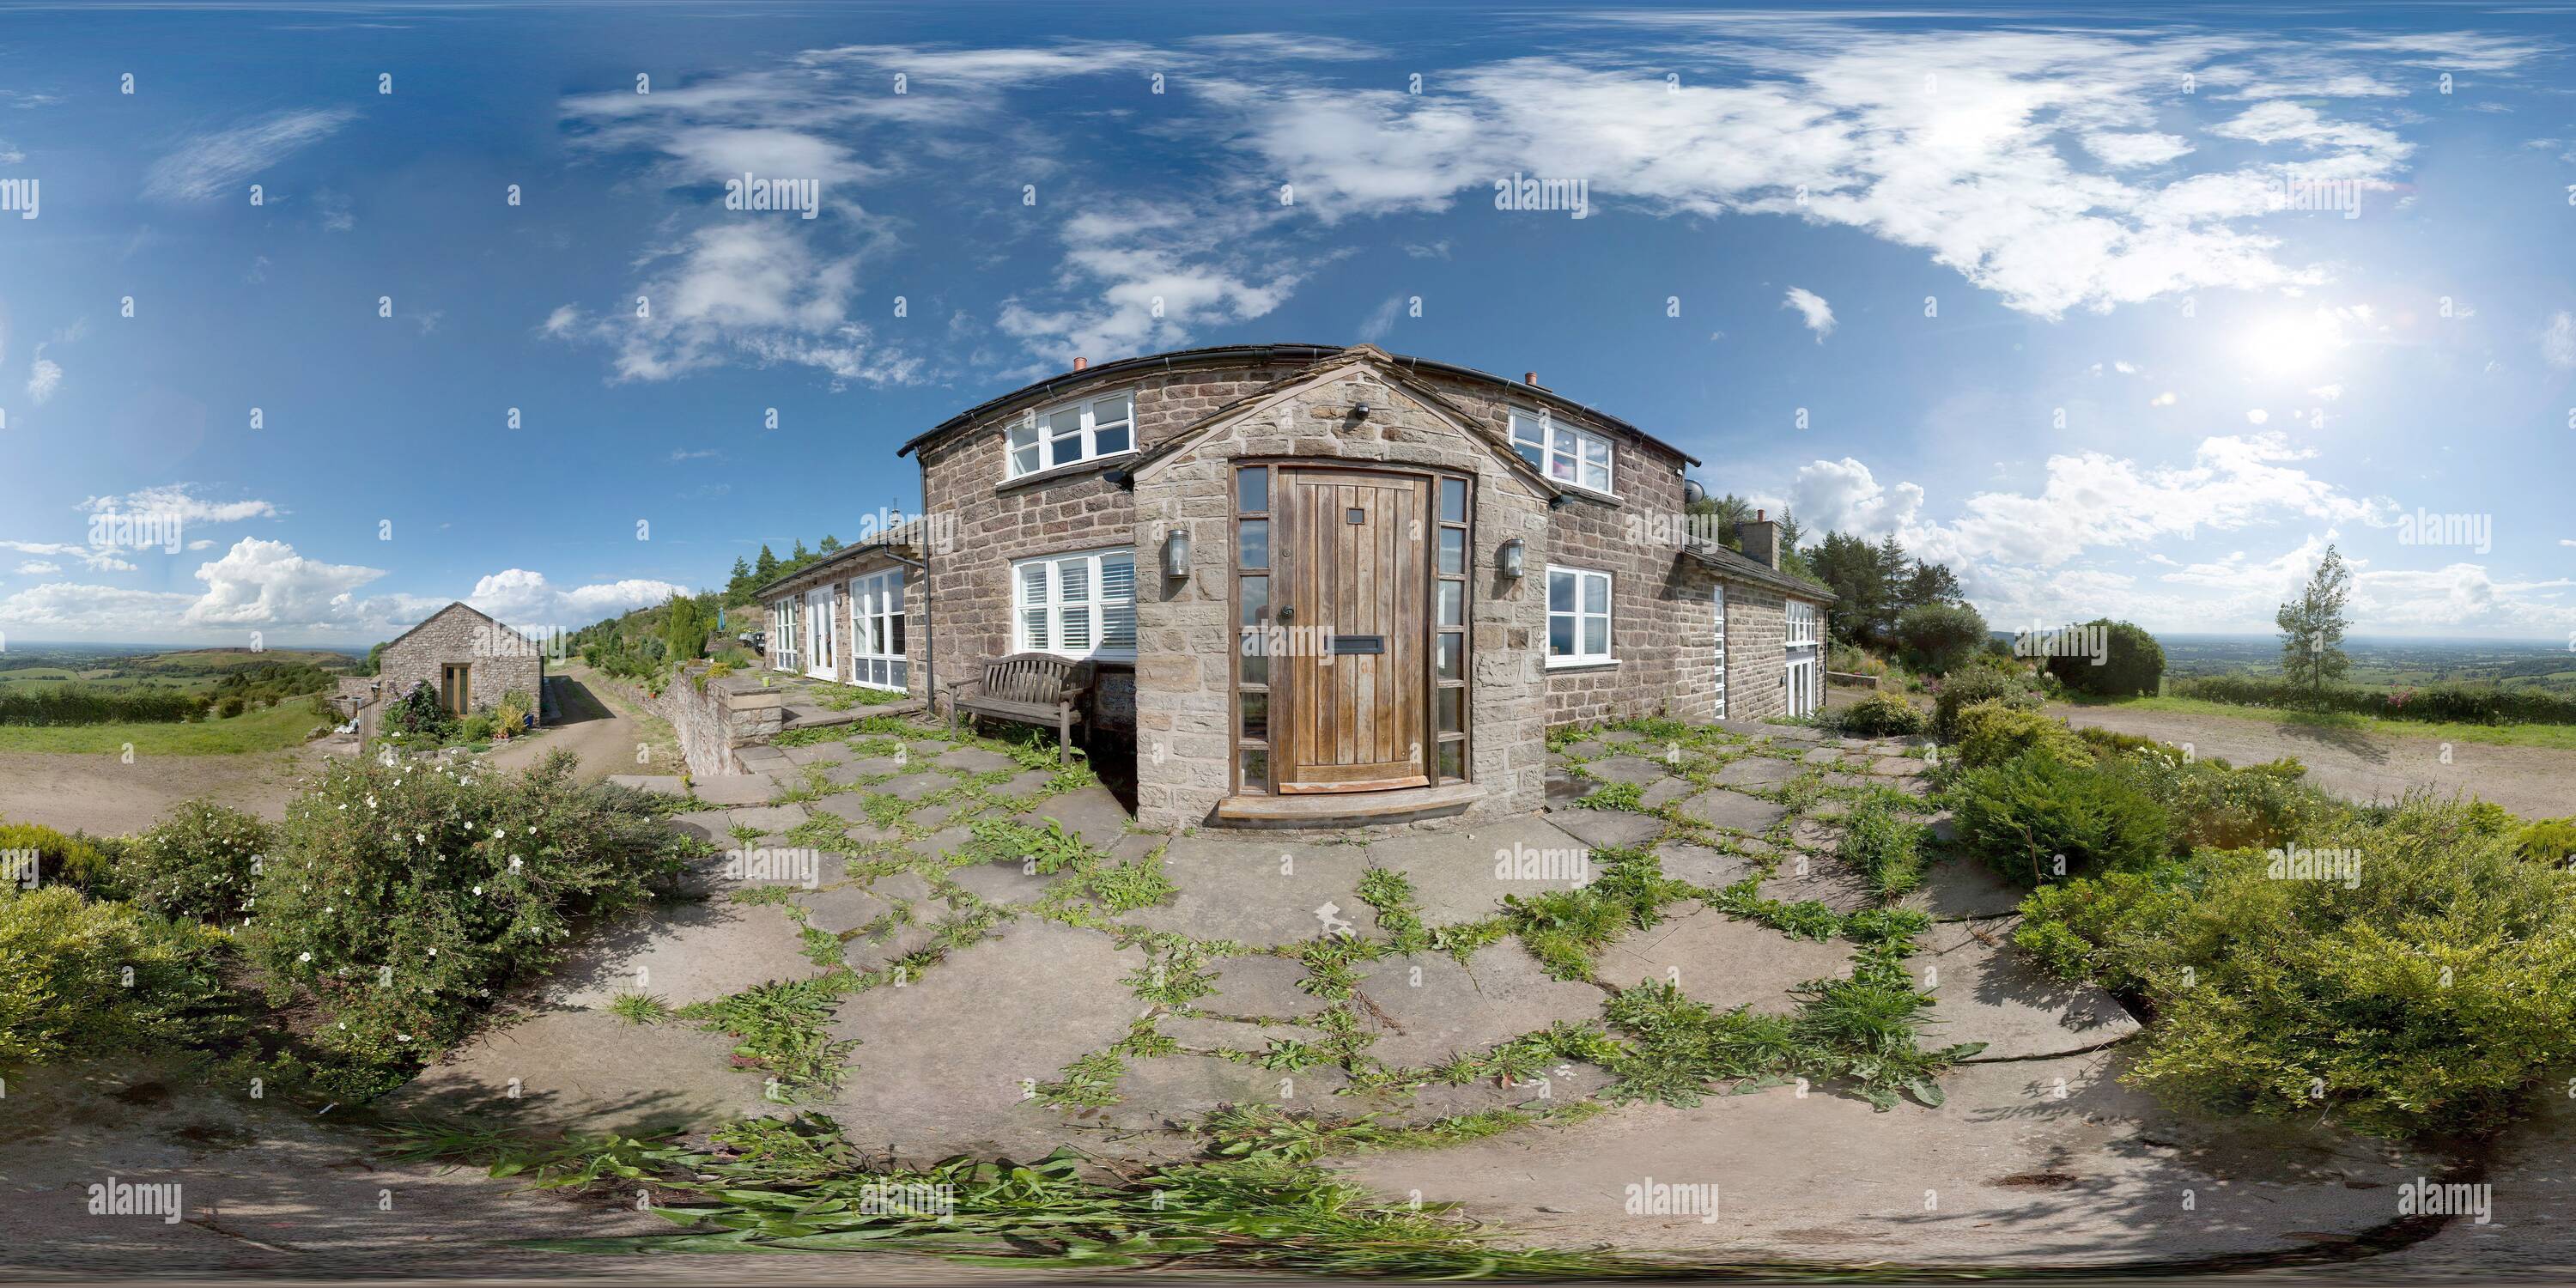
[1498,538,1526,580]
[1351,402,1373,418]
[1163,526,1191,579]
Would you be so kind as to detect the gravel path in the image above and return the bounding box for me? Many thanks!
[2050,702,2576,819]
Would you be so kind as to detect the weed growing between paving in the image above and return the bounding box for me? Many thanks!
[385,1111,1680,1275]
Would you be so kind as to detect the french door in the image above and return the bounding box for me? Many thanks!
[805,585,836,681]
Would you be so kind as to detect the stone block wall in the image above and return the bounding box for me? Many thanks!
[1129,361,1552,829]
[377,603,545,716]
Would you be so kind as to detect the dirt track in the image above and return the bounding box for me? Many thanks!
[0,745,325,838]
[2050,702,2576,820]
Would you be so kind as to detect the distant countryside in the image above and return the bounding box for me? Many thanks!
[0,644,362,754]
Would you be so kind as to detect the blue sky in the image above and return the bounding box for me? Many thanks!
[1,2,2571,647]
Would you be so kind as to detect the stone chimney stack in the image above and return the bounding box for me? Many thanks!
[1739,508,1782,570]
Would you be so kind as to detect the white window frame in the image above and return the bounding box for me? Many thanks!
[805,584,837,681]
[1711,583,1728,720]
[1012,548,1138,661]
[1544,565,1615,667]
[1787,599,1820,647]
[1509,408,1614,495]
[1005,389,1138,479]
[770,596,799,672]
[848,569,908,692]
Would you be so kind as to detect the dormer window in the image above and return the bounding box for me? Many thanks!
[1006,390,1136,478]
[1509,408,1613,495]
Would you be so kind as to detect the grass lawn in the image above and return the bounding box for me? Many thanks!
[2060,694,2576,752]
[0,702,322,755]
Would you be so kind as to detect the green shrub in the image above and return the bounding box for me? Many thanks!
[456,712,498,743]
[2018,796,2576,1140]
[217,695,248,719]
[0,886,231,1064]
[2109,752,2338,854]
[1892,602,1988,677]
[1831,691,1927,738]
[2516,817,2576,866]
[0,820,119,896]
[122,800,273,922]
[1953,701,2088,769]
[2043,619,2165,697]
[377,682,452,741]
[1947,751,2172,885]
[2074,725,2172,759]
[243,750,695,1085]
[1838,796,1930,900]
[1930,667,2038,743]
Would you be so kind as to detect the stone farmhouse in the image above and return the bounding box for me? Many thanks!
[754,343,1832,830]
[375,600,548,719]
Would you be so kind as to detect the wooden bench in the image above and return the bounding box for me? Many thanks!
[946,653,1097,764]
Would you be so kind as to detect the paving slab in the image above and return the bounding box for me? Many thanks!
[937,746,1019,774]
[1364,817,1595,926]
[1652,841,1761,890]
[782,742,851,767]
[733,745,793,773]
[1755,851,1874,914]
[724,803,810,835]
[691,773,778,806]
[547,899,826,1010]
[1873,756,1930,777]
[1639,777,1699,810]
[945,856,1058,905]
[1544,807,1664,850]
[2374,1091,2576,1274]
[791,884,900,937]
[606,774,687,793]
[1012,783,1133,851]
[1378,1065,1617,1122]
[1801,747,1843,765]
[1354,942,1608,1068]
[1080,1054,1352,1131]
[1676,788,1787,835]
[1899,855,2027,920]
[1585,755,1671,786]
[1595,908,1850,1009]
[841,920,945,973]
[1921,918,2139,1059]
[668,809,732,843]
[874,771,951,802]
[1714,756,1802,787]
[823,755,907,786]
[1118,835,1372,946]
[1543,765,1589,803]
[1159,1014,1323,1051]
[1200,952,1334,1019]
[1340,1048,2433,1266]
[908,823,977,865]
[382,1009,779,1137]
[822,919,1147,1162]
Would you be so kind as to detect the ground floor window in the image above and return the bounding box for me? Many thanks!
[1014,548,1138,661]
[1546,566,1613,666]
[770,597,799,672]
[849,569,908,690]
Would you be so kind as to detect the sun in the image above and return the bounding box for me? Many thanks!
[2239,310,2348,379]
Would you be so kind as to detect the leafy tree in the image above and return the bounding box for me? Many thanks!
[1901,560,1961,607]
[660,593,709,662]
[359,641,386,677]
[2275,544,2352,698]
[790,539,811,562]
[1893,601,1988,676]
[2045,619,2166,697]
[754,544,780,580]
[1807,532,1896,645]
[817,534,841,554]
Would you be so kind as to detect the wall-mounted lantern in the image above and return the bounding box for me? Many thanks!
[1162,526,1192,580]
[1498,538,1526,580]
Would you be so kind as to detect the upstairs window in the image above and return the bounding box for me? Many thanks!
[1510,409,1613,495]
[1006,391,1136,478]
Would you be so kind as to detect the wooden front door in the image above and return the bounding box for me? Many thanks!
[1276,467,1430,793]
[440,663,470,715]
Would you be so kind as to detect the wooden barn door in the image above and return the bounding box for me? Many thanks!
[1275,467,1431,793]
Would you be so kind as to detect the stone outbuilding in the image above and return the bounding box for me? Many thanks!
[376,601,547,719]
[763,343,1834,829]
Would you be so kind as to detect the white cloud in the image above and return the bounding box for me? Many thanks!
[1789,457,1923,537]
[546,222,922,386]
[668,448,723,462]
[465,568,690,629]
[2308,383,2343,401]
[182,537,386,629]
[143,106,359,203]
[1357,294,1404,343]
[995,202,1300,368]
[1781,287,1834,343]
[26,349,59,403]
[80,483,280,525]
[2246,408,2269,424]
[2542,312,2576,370]
[2081,131,2192,168]
[13,560,59,575]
